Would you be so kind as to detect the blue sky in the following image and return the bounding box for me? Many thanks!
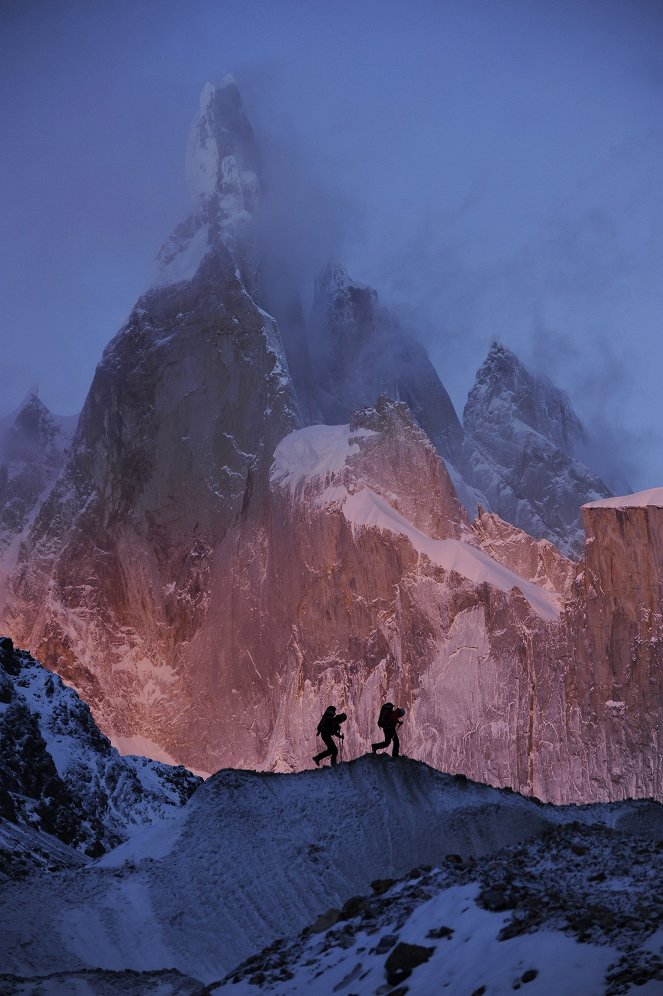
[1,0,662,487]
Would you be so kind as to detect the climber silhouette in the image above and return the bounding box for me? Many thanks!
[372,702,405,757]
[313,706,347,766]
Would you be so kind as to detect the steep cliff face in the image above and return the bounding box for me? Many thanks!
[5,79,300,762]
[265,399,576,795]
[463,341,612,555]
[566,489,663,801]
[0,391,76,597]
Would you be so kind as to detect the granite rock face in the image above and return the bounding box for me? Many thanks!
[0,82,659,804]
[0,391,76,597]
[5,79,300,766]
[308,265,465,461]
[303,262,485,514]
[463,341,613,555]
[564,492,663,801]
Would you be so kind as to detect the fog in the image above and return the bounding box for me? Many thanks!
[1,0,662,488]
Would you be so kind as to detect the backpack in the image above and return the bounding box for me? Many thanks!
[378,703,394,729]
[317,706,336,736]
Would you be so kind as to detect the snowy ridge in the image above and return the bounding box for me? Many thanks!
[272,422,562,620]
[0,756,661,992]
[343,488,561,620]
[270,423,375,497]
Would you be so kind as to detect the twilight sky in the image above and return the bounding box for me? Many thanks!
[1,0,662,488]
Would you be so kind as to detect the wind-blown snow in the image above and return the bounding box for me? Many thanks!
[270,424,374,495]
[344,488,561,621]
[151,224,210,288]
[583,487,663,510]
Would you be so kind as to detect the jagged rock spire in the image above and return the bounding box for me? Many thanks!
[153,77,262,290]
[185,76,260,222]
[465,340,586,456]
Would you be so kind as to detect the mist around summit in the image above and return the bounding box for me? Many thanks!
[0,66,662,995]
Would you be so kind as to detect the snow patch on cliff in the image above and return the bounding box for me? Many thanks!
[270,424,374,496]
[584,487,663,510]
[343,488,561,621]
[152,224,210,288]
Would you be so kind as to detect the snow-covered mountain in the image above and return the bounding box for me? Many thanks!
[0,755,661,993]
[0,638,200,861]
[463,340,612,554]
[0,79,659,807]
[294,265,612,554]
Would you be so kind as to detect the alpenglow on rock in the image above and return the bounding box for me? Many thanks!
[5,79,300,763]
[1,80,659,806]
[463,340,612,555]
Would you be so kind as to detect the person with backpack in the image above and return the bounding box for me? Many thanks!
[372,702,405,757]
[313,706,347,767]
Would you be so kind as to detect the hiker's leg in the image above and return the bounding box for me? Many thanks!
[317,733,337,764]
[392,731,400,757]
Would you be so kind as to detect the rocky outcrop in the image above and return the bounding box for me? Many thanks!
[0,390,76,598]
[0,637,200,859]
[463,341,613,555]
[565,490,663,801]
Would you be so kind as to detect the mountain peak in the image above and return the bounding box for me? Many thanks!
[185,77,260,218]
[466,340,583,455]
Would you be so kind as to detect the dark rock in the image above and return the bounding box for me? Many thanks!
[375,934,399,954]
[310,908,340,933]
[406,867,424,879]
[385,942,434,985]
[0,674,12,704]
[0,638,19,676]
[371,878,396,895]
[426,925,454,940]
[341,895,369,919]
[521,969,538,983]
[479,886,512,911]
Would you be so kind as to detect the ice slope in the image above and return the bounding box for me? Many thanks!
[1,755,661,990]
